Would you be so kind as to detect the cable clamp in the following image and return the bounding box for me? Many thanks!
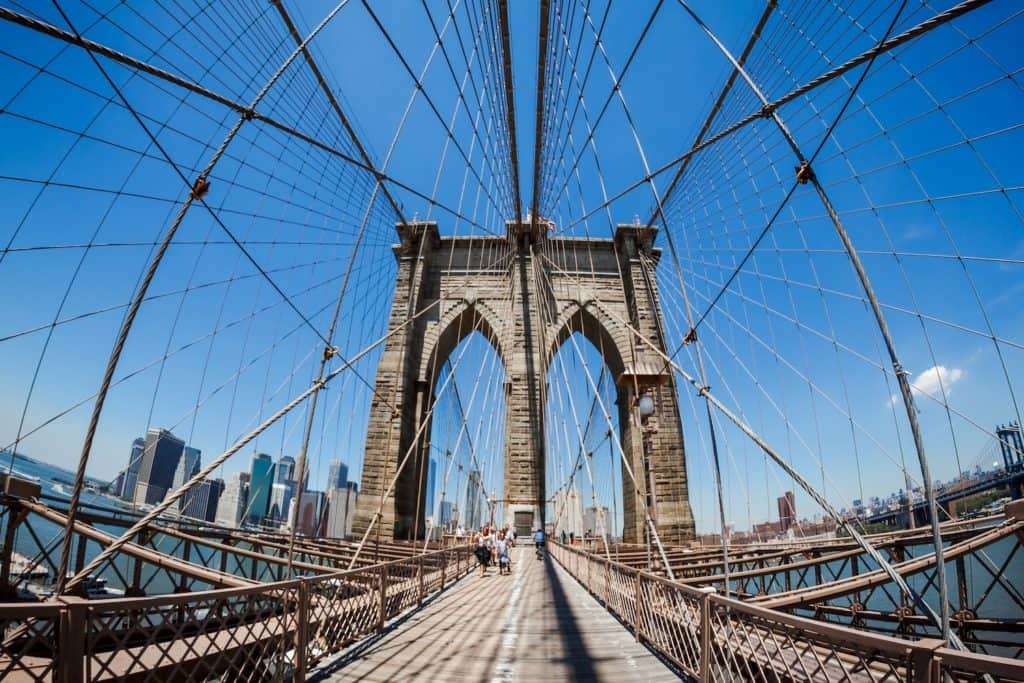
[760,103,775,118]
[795,160,815,185]
[684,328,698,344]
[323,345,338,361]
[191,176,210,200]
[893,362,910,377]
[241,108,256,121]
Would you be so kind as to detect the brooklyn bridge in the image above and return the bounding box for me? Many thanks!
[0,0,1022,680]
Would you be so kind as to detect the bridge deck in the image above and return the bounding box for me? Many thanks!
[315,546,678,682]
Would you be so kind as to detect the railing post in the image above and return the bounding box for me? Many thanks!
[699,587,717,681]
[910,638,944,683]
[378,563,388,632]
[634,570,643,642]
[58,596,88,683]
[586,552,591,590]
[441,550,447,590]
[604,561,610,605]
[294,578,309,682]
[418,554,425,606]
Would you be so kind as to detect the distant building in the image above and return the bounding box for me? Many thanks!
[425,458,436,514]
[181,478,223,522]
[463,469,484,530]
[172,446,201,493]
[275,455,296,485]
[327,459,349,489]
[120,437,145,501]
[247,453,274,524]
[268,481,296,521]
[325,482,358,538]
[778,491,796,532]
[438,501,457,530]
[553,488,584,539]
[582,505,609,537]
[290,490,325,536]
[216,471,250,528]
[133,428,184,506]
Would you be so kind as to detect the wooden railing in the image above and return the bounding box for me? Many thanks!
[549,542,1024,682]
[0,544,474,681]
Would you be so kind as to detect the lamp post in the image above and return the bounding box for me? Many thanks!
[637,391,658,571]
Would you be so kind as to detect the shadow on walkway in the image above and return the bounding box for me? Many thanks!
[542,554,599,680]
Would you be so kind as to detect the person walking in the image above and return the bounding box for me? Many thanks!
[507,526,516,548]
[474,532,490,577]
[496,531,510,575]
[534,527,545,560]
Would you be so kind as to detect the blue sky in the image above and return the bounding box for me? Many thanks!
[0,0,1022,535]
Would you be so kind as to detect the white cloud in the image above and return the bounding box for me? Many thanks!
[890,365,964,405]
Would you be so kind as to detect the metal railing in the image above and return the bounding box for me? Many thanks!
[0,543,473,681]
[549,542,1024,682]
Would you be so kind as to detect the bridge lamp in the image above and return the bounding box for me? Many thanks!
[637,392,655,419]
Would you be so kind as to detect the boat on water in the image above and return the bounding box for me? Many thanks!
[81,575,125,599]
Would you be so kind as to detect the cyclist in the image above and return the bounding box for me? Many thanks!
[534,527,545,559]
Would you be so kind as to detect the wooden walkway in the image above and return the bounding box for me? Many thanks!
[314,546,679,682]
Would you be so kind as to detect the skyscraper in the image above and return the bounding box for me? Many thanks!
[463,468,483,530]
[120,437,145,501]
[553,488,584,538]
[778,491,796,532]
[325,482,358,538]
[582,506,610,537]
[215,471,249,528]
[172,446,201,492]
[275,455,296,485]
[290,490,325,536]
[268,481,295,522]
[425,458,436,515]
[180,478,223,522]
[327,459,349,489]
[247,453,274,524]
[133,428,184,506]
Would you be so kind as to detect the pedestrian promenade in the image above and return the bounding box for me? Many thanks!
[317,546,678,682]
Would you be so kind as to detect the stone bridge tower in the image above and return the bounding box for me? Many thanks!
[353,220,695,545]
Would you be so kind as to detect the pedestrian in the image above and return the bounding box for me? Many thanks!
[496,531,510,575]
[507,526,516,548]
[474,532,490,577]
[534,527,545,560]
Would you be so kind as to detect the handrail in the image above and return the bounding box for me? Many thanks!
[548,541,1024,681]
[0,541,475,681]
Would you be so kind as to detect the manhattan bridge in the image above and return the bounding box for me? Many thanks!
[0,0,1022,680]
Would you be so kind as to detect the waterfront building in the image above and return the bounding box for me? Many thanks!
[275,455,296,485]
[215,471,250,528]
[181,478,223,522]
[133,428,184,506]
[120,437,145,501]
[171,446,201,494]
[247,453,274,524]
[327,459,349,489]
[778,491,796,532]
[325,482,358,538]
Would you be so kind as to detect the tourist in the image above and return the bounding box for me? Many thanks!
[496,531,510,575]
[474,532,490,576]
[507,525,516,548]
[534,527,545,560]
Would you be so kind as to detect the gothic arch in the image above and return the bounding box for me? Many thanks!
[419,298,509,384]
[545,301,630,381]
